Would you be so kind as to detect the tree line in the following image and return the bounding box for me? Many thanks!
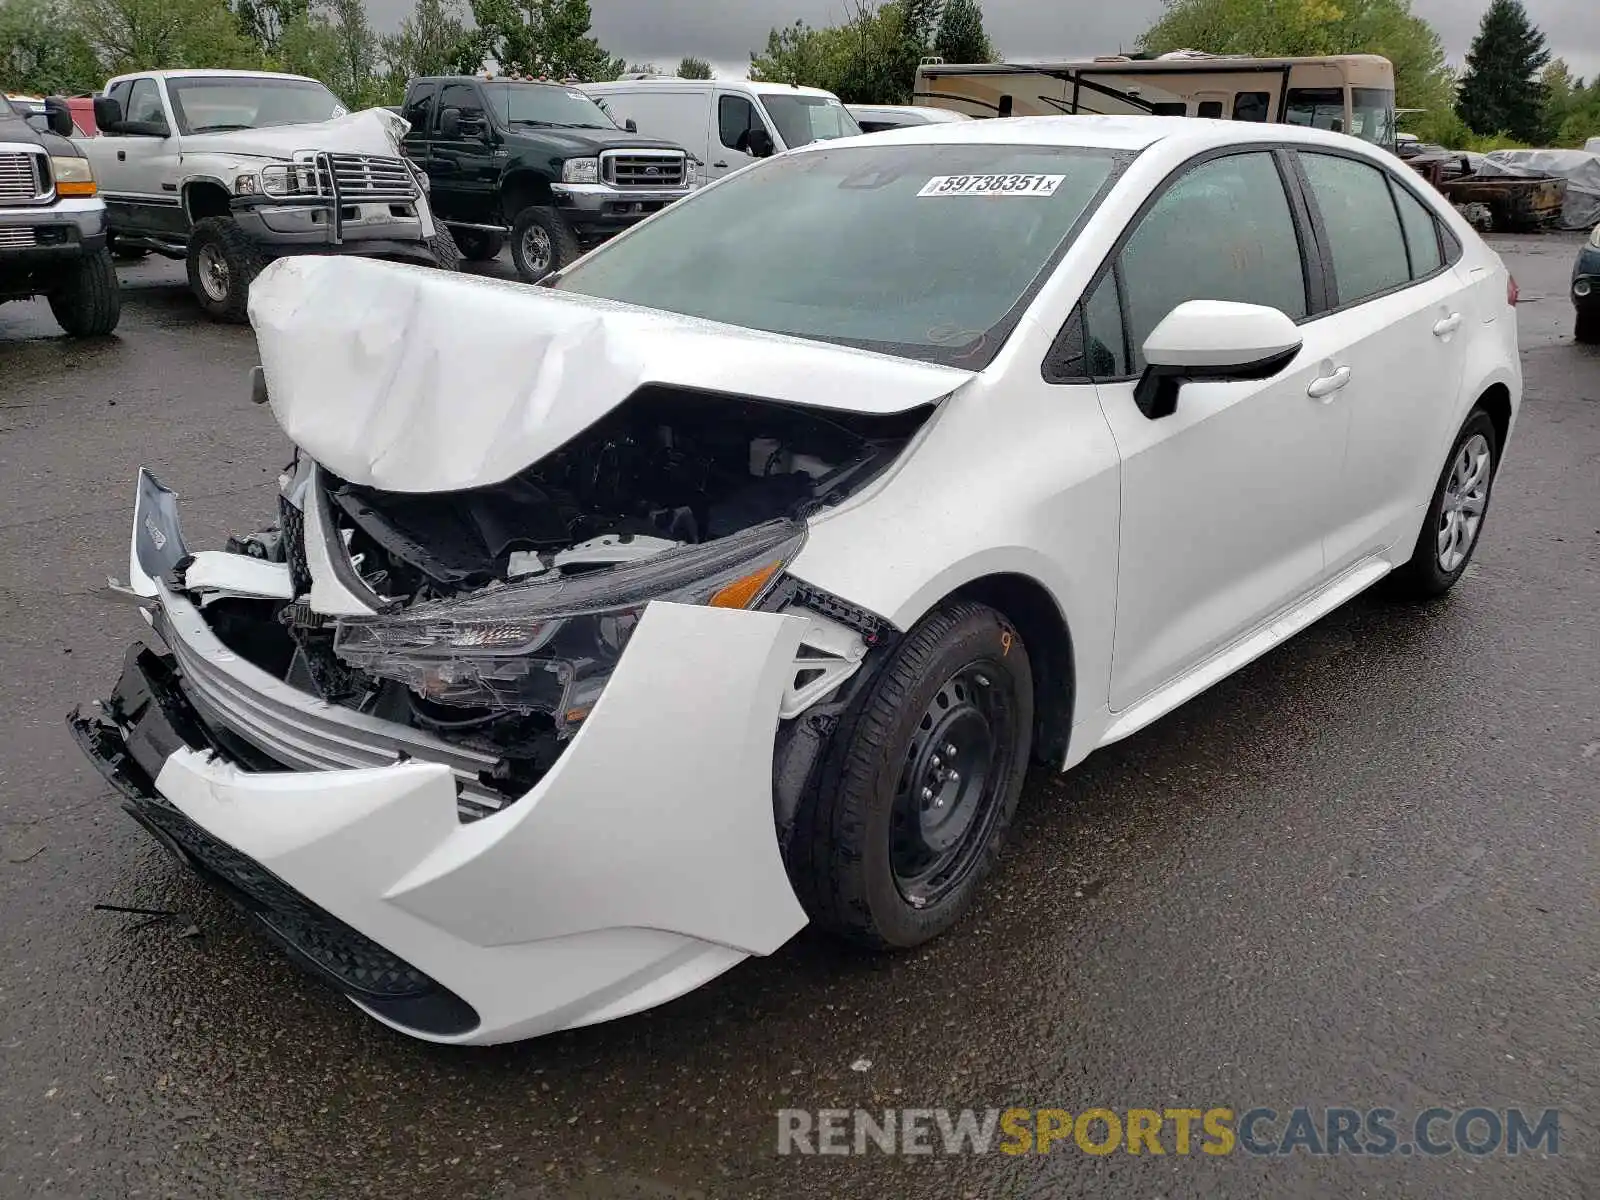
[0,0,711,107]
[2,0,1594,150]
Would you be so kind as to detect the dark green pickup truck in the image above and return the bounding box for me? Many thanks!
[398,76,696,282]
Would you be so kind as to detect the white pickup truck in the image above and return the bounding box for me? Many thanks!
[77,69,458,320]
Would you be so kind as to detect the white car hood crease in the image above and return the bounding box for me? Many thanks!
[248,256,974,493]
[178,107,408,160]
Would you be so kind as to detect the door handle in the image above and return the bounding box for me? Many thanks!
[1432,313,1463,337]
[713,160,728,168]
[117,150,126,161]
[1306,366,1352,401]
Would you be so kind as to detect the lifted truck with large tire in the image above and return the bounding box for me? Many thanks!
[398,76,695,281]
[0,94,120,336]
[75,69,457,322]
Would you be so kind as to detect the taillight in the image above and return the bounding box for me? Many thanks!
[1507,275,1520,306]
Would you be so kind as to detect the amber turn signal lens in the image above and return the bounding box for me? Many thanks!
[709,561,781,610]
[56,180,96,196]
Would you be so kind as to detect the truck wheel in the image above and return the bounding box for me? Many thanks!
[426,224,463,272]
[185,217,264,324]
[453,229,504,262]
[48,248,122,336]
[510,207,580,282]
[789,601,1034,950]
[1578,308,1600,345]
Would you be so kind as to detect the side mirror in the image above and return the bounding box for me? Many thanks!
[624,117,638,133]
[438,106,461,138]
[745,126,775,158]
[44,97,74,137]
[93,95,123,133]
[1135,300,1302,420]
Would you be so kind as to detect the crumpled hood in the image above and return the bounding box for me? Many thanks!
[248,256,973,494]
[178,107,406,161]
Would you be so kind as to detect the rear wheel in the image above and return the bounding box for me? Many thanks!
[1387,409,1499,600]
[48,248,121,336]
[185,217,263,323]
[1577,307,1600,345]
[790,601,1034,949]
[510,206,580,283]
[453,228,504,262]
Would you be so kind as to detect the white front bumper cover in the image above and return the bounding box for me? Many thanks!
[83,594,812,1045]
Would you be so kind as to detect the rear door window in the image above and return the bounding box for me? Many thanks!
[1298,151,1410,304]
[1117,151,1308,370]
[1390,180,1445,279]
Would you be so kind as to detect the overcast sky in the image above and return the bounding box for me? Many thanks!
[373,0,1600,84]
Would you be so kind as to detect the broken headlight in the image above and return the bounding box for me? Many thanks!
[332,519,805,734]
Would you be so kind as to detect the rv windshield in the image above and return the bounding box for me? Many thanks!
[555,143,1126,367]
[1286,86,1395,147]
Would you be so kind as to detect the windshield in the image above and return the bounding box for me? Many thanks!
[556,143,1127,367]
[167,77,346,134]
[1351,86,1396,147]
[759,93,861,147]
[1285,85,1396,146]
[484,82,618,129]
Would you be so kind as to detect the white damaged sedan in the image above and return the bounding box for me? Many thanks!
[72,117,1521,1044]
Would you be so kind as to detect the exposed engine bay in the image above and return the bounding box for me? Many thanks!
[178,388,923,809]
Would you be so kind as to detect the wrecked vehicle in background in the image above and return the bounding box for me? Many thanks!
[71,119,1520,1044]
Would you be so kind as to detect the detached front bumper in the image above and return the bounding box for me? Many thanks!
[74,489,812,1045]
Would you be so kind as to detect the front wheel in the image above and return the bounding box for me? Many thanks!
[185,217,263,323]
[1577,307,1600,345]
[510,206,580,283]
[1387,409,1500,600]
[790,601,1034,950]
[427,225,462,272]
[48,248,121,336]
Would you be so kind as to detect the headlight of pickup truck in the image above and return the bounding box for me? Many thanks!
[50,155,95,197]
[259,163,322,197]
[685,158,699,187]
[233,172,260,196]
[332,519,805,733]
[561,157,600,184]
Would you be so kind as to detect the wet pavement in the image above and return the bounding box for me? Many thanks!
[0,236,1596,1199]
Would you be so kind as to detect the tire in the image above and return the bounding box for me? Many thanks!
[1577,307,1600,345]
[185,217,263,323]
[453,228,504,262]
[790,601,1034,950]
[510,206,580,283]
[427,224,462,272]
[48,248,121,336]
[1387,409,1500,600]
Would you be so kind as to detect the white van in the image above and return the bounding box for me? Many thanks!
[581,79,861,182]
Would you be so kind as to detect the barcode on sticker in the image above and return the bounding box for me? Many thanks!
[918,174,1066,197]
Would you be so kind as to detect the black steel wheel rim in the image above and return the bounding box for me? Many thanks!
[889,659,1015,909]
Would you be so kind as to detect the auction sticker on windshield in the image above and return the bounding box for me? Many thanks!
[918,174,1066,197]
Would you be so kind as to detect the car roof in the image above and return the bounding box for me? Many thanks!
[585,78,841,101]
[108,69,319,84]
[805,114,1389,154]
